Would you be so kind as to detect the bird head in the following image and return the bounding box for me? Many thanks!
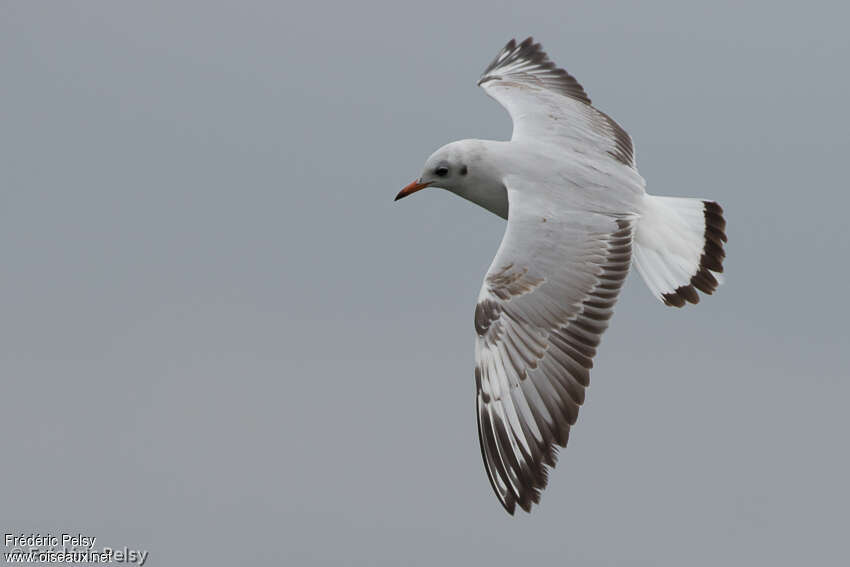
[395,142,471,201]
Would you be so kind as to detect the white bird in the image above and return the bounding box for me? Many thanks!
[395,38,726,514]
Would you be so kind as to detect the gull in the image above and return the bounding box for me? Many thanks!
[394,38,727,514]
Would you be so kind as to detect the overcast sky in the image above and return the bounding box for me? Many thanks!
[2,1,848,565]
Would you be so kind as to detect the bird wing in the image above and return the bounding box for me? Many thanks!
[479,37,635,168]
[475,178,634,514]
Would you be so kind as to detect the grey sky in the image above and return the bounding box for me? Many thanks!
[2,1,848,565]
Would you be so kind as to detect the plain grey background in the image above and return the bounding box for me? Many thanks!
[2,1,848,565]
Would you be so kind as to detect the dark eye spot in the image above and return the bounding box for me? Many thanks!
[460,165,468,175]
[435,166,449,177]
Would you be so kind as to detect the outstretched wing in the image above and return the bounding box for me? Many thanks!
[479,37,635,168]
[475,180,634,514]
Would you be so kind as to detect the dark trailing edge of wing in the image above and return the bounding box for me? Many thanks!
[596,110,635,167]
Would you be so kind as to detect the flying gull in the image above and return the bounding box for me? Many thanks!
[395,38,727,514]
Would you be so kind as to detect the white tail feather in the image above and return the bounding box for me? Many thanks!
[633,195,727,307]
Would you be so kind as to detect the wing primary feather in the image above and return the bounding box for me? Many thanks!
[479,37,591,105]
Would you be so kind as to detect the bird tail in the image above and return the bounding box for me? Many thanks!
[632,195,727,307]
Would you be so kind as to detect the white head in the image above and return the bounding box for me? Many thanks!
[395,140,508,217]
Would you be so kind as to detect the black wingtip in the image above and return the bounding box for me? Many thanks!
[480,36,592,106]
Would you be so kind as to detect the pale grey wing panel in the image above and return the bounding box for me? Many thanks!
[475,185,634,514]
[479,37,635,168]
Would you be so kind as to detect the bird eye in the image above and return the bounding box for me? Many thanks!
[435,166,449,177]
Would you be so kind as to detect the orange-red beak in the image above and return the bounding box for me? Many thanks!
[395,179,433,201]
